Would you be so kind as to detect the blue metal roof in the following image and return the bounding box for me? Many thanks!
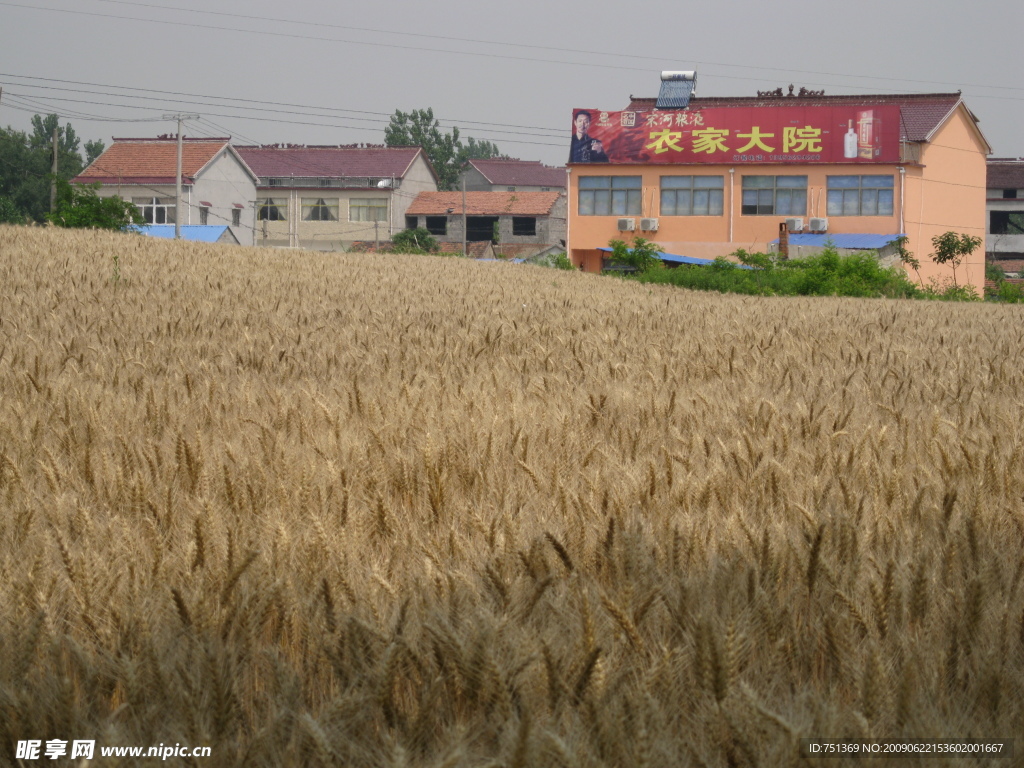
[769,234,904,249]
[132,225,233,243]
[597,247,756,269]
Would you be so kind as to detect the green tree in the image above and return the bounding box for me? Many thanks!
[0,114,90,222]
[930,231,982,288]
[47,179,142,231]
[384,108,501,191]
[608,237,662,273]
[85,139,106,165]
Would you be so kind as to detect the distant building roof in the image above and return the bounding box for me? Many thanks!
[467,158,566,188]
[234,145,434,184]
[768,233,905,249]
[132,225,239,244]
[74,137,238,185]
[625,92,972,144]
[988,159,1024,189]
[407,191,561,216]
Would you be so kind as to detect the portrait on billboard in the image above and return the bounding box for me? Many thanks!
[569,110,609,163]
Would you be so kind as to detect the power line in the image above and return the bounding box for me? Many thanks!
[0,73,567,134]
[3,1,1022,100]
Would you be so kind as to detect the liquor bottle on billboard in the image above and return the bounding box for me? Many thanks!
[844,119,858,159]
[857,111,878,160]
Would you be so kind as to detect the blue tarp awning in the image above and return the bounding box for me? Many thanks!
[597,247,756,269]
[769,234,904,249]
[131,225,235,243]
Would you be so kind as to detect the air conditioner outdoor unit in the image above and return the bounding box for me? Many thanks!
[809,217,828,232]
[785,217,804,233]
[617,218,636,231]
[640,217,659,231]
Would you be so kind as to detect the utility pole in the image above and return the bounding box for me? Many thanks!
[163,113,199,239]
[50,120,59,213]
[374,218,380,251]
[462,176,467,257]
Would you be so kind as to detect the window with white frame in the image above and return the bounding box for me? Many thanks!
[349,198,388,222]
[578,176,641,216]
[827,176,894,216]
[132,197,176,224]
[257,198,287,221]
[660,176,724,216]
[741,176,807,216]
[302,198,339,222]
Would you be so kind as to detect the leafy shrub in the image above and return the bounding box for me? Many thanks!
[551,252,574,270]
[607,237,662,273]
[986,260,1006,284]
[46,180,141,231]
[918,278,981,302]
[626,245,920,299]
[392,227,439,253]
[993,281,1024,303]
[0,196,27,224]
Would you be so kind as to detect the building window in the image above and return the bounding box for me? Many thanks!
[302,198,339,222]
[349,198,388,222]
[512,217,536,236]
[199,206,209,225]
[405,215,418,230]
[232,208,241,227]
[467,216,499,242]
[257,198,287,221]
[660,176,724,216]
[827,176,894,216]
[991,211,1024,235]
[132,197,175,224]
[578,176,642,216]
[741,176,806,216]
[1004,189,1018,199]
[425,216,447,235]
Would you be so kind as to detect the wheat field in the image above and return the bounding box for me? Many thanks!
[1,224,1023,767]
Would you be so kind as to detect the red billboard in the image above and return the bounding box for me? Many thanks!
[569,105,901,165]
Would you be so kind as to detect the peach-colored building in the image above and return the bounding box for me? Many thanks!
[568,90,990,292]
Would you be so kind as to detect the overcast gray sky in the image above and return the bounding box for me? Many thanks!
[1,0,1021,167]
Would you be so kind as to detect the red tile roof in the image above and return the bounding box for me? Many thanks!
[988,159,1024,189]
[407,191,560,216]
[74,138,231,184]
[624,93,967,143]
[467,158,566,188]
[234,145,430,183]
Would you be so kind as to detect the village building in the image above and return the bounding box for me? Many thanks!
[234,144,438,251]
[73,136,258,245]
[460,158,566,193]
[986,158,1024,268]
[405,191,565,252]
[567,79,991,292]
